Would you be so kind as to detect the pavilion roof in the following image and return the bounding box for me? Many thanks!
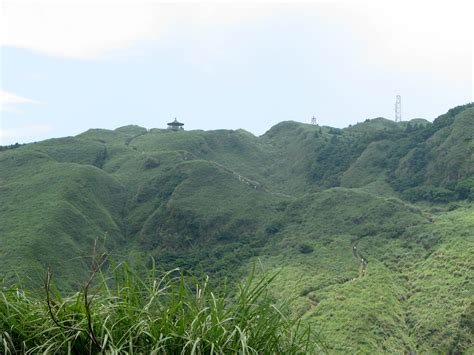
[167,118,184,126]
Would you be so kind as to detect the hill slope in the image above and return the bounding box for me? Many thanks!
[1,103,473,352]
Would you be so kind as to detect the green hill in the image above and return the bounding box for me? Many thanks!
[1,103,473,352]
[0,149,126,289]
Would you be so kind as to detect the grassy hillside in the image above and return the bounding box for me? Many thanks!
[1,104,473,352]
[0,149,126,290]
[255,188,427,352]
[405,206,474,353]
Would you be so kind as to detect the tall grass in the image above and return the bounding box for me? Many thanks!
[1,260,316,354]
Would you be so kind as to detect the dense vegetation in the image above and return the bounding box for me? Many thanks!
[1,260,315,353]
[0,143,25,151]
[1,103,473,353]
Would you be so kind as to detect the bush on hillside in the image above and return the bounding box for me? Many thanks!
[0,261,316,354]
[454,178,474,200]
[265,220,283,235]
[298,243,314,254]
[401,186,458,203]
[0,143,24,151]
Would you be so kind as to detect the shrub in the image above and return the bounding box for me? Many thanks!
[265,221,282,235]
[455,178,474,200]
[143,156,160,169]
[401,186,457,203]
[299,243,314,254]
[0,261,315,354]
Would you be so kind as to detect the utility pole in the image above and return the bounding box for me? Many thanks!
[311,115,317,125]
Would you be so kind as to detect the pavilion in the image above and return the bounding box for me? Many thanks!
[167,118,184,131]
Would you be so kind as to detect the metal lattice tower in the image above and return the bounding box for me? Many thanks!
[311,115,317,125]
[395,95,402,122]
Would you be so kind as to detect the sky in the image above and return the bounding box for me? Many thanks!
[0,0,473,145]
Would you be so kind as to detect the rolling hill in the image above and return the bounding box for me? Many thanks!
[1,103,473,352]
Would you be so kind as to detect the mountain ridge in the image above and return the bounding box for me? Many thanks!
[1,103,473,352]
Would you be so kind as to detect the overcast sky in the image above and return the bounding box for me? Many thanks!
[0,0,473,145]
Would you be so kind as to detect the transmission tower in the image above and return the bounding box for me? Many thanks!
[311,115,317,125]
[394,95,402,122]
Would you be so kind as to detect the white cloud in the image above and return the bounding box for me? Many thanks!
[0,90,43,113]
[0,1,273,59]
[1,0,472,97]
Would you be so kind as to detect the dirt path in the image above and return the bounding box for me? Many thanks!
[213,162,262,189]
[352,241,368,277]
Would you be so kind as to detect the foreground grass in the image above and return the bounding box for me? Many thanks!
[0,261,315,354]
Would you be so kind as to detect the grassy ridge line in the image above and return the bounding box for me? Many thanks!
[251,188,432,353]
[127,129,273,188]
[0,104,472,352]
[255,194,473,352]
